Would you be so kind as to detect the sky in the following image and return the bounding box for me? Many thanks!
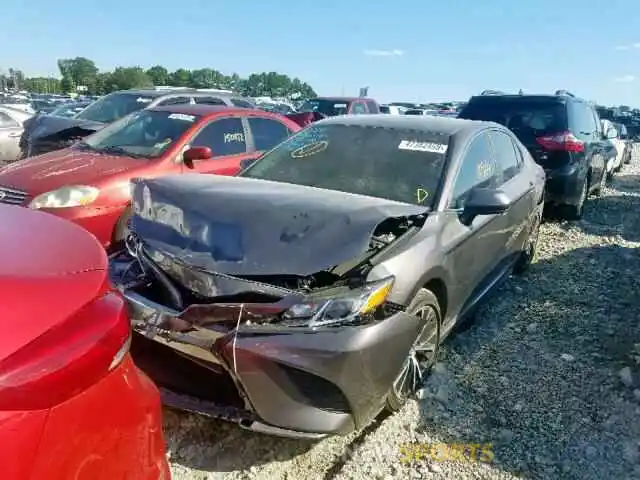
[2,0,639,106]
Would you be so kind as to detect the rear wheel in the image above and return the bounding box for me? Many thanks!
[560,174,588,220]
[386,289,441,411]
[513,207,541,274]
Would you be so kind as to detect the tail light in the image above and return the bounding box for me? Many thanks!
[535,131,585,152]
[0,292,131,410]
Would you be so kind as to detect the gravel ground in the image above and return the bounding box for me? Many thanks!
[165,146,640,480]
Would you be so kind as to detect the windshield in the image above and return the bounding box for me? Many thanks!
[76,110,200,158]
[241,123,448,207]
[298,99,350,116]
[75,92,155,123]
[51,103,89,118]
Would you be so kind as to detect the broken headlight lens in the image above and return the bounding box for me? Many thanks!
[281,276,394,328]
[29,185,99,209]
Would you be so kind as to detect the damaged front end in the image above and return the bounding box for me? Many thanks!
[110,175,429,437]
[23,116,104,157]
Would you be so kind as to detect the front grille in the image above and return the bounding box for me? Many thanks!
[0,186,28,205]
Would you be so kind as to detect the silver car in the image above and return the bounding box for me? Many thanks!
[0,106,32,164]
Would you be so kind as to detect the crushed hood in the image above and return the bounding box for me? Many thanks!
[131,174,426,277]
[25,114,104,142]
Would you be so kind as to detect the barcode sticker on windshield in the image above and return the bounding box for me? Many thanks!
[136,97,153,103]
[168,113,196,122]
[398,140,448,154]
[334,103,348,108]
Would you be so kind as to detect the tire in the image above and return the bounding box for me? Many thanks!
[385,288,442,412]
[560,174,588,220]
[592,167,607,197]
[513,206,541,275]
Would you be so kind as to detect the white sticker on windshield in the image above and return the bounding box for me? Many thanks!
[334,103,348,108]
[136,97,153,103]
[168,113,196,122]
[398,140,448,154]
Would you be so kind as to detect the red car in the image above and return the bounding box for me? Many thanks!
[0,105,302,249]
[0,204,169,480]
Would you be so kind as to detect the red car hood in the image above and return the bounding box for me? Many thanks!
[0,205,108,360]
[0,148,149,195]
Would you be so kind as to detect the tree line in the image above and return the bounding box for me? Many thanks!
[1,57,317,99]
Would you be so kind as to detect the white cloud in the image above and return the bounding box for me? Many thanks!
[615,42,640,50]
[613,74,636,83]
[363,49,405,57]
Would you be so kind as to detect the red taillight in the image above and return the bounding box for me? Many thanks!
[0,292,131,411]
[535,131,585,152]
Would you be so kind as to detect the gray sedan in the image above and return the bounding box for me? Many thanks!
[110,114,545,438]
[0,106,32,164]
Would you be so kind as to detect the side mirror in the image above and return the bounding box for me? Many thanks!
[459,188,510,226]
[183,146,212,168]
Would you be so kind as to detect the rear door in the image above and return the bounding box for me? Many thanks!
[182,116,254,175]
[245,116,294,155]
[581,104,607,183]
[487,129,537,262]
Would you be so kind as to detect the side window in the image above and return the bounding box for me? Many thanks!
[449,133,498,208]
[365,101,379,113]
[194,97,226,106]
[0,112,18,128]
[248,117,290,151]
[489,131,521,183]
[158,96,190,106]
[231,99,255,108]
[351,102,367,114]
[571,102,597,139]
[190,117,246,157]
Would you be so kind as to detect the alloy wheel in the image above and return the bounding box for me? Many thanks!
[390,305,440,402]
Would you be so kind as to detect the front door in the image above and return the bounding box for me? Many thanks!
[183,116,257,176]
[439,131,510,326]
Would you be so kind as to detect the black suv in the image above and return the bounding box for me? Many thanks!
[458,91,608,219]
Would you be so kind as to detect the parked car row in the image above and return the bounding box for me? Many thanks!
[0,87,634,478]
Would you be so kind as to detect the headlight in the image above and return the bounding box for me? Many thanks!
[281,276,395,328]
[28,185,99,209]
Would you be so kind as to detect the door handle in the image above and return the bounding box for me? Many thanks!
[8,132,21,138]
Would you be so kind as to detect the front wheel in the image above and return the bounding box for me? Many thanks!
[385,288,441,411]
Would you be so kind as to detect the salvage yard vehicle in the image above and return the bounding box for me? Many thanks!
[109,114,545,438]
[0,104,302,249]
[458,90,609,220]
[0,106,32,164]
[20,88,257,157]
[0,205,169,480]
[298,96,381,116]
[601,119,624,177]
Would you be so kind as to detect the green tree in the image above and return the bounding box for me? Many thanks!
[108,67,153,90]
[60,75,75,93]
[169,69,192,87]
[57,57,98,90]
[145,65,169,86]
[21,57,319,101]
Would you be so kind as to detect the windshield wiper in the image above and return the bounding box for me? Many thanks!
[98,145,148,158]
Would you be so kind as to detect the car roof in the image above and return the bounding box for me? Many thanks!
[310,96,377,102]
[317,113,496,136]
[468,93,587,104]
[149,104,261,117]
[114,89,240,98]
